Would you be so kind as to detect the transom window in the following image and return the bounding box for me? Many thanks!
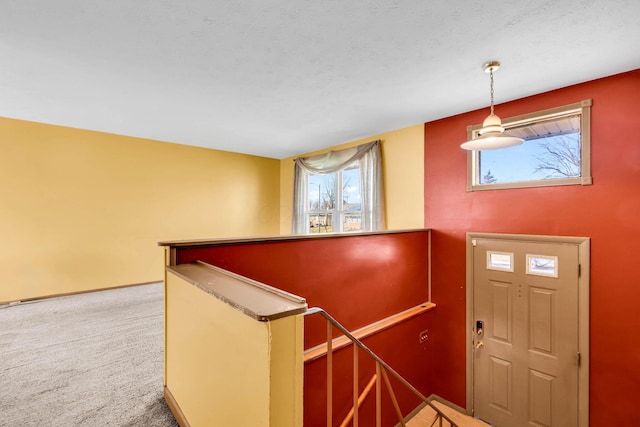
[467,100,592,191]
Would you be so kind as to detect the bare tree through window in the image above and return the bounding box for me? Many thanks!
[533,134,581,179]
[482,169,497,184]
[308,169,359,233]
[319,174,353,209]
[321,175,336,209]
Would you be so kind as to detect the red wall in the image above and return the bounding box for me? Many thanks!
[173,231,436,426]
[175,231,430,348]
[424,69,640,424]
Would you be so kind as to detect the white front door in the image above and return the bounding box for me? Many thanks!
[471,237,581,426]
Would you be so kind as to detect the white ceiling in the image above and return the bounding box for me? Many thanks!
[1,1,639,159]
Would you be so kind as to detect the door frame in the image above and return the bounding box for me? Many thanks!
[465,232,590,426]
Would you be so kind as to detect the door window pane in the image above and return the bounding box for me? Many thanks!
[526,254,558,278]
[487,251,514,272]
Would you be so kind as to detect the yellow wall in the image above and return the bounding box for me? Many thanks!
[0,117,280,302]
[1,116,424,301]
[165,272,303,427]
[279,124,425,233]
[269,313,304,426]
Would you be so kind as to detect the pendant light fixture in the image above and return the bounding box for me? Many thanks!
[460,61,524,150]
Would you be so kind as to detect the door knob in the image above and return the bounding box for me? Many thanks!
[475,342,484,349]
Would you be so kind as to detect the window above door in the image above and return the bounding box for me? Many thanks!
[466,100,592,191]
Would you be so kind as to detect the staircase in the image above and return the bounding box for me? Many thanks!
[407,401,491,427]
[305,307,458,427]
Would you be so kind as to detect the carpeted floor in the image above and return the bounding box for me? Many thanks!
[0,283,178,427]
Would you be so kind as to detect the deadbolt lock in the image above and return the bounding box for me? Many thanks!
[476,320,484,336]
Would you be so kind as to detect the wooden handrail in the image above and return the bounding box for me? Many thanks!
[304,307,458,427]
[304,302,435,362]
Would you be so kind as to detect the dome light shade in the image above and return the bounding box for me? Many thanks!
[460,134,525,150]
[461,61,524,151]
[478,114,505,135]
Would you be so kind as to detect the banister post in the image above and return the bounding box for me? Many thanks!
[382,368,406,427]
[376,362,382,427]
[327,319,333,427]
[353,345,359,427]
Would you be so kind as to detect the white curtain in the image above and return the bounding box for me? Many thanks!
[292,140,384,234]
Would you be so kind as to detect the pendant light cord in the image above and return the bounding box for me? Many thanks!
[489,68,495,116]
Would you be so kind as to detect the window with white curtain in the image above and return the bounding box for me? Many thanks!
[292,140,384,234]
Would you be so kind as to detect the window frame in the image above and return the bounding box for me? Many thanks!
[466,99,592,191]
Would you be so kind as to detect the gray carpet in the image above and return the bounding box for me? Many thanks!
[0,283,178,427]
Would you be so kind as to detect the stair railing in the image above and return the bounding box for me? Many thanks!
[304,307,457,427]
